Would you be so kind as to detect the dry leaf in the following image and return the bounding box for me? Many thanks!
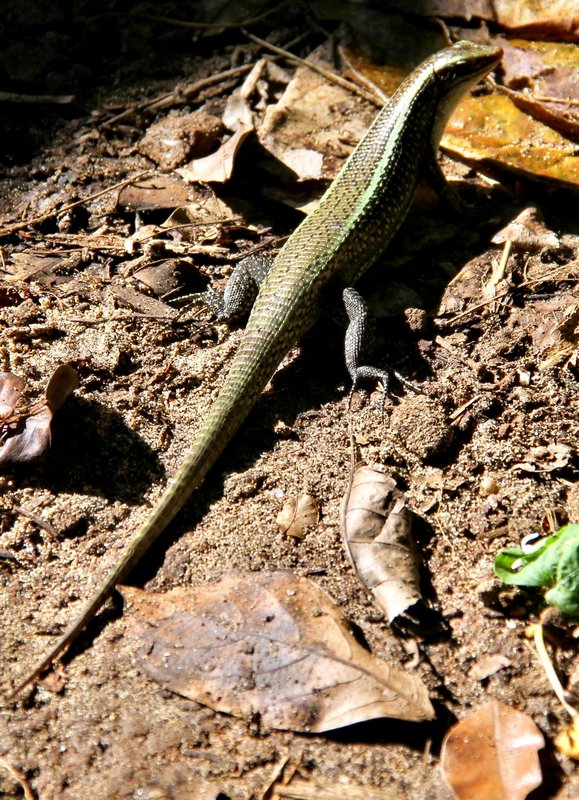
[109,284,178,321]
[177,124,253,184]
[0,373,25,419]
[121,570,434,732]
[160,194,255,244]
[276,493,320,539]
[512,443,573,473]
[45,364,79,411]
[0,365,78,464]
[117,173,193,210]
[6,252,62,281]
[441,699,544,800]
[342,464,421,622]
[444,93,578,189]
[369,0,576,37]
[468,654,511,681]
[491,206,560,251]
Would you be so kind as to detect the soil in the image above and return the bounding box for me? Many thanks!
[1,5,578,800]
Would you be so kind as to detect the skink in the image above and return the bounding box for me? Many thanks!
[11,39,502,697]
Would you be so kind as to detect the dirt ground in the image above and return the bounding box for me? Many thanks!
[1,4,578,800]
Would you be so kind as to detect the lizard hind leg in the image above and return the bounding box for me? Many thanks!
[342,287,420,415]
[177,254,274,322]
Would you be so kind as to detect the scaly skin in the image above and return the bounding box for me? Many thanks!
[10,40,502,697]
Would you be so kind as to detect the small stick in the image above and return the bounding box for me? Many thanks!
[0,170,153,238]
[244,31,383,107]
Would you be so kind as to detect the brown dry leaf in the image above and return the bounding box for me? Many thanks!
[358,1,577,38]
[177,124,253,184]
[276,493,320,539]
[134,258,186,297]
[0,365,78,464]
[160,194,255,244]
[500,40,579,125]
[0,373,25,419]
[109,284,179,321]
[342,464,421,622]
[491,206,560,251]
[6,252,62,282]
[441,699,544,800]
[512,443,574,473]
[45,364,79,411]
[493,0,577,36]
[121,570,434,732]
[0,406,53,463]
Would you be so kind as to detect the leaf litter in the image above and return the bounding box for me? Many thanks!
[121,570,434,732]
[342,463,422,622]
[2,5,579,799]
[0,365,78,464]
[441,699,544,800]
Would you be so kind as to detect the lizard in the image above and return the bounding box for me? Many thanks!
[10,39,502,697]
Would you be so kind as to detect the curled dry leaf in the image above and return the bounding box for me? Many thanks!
[177,124,253,184]
[121,570,434,733]
[276,493,320,539]
[441,699,544,800]
[342,464,421,621]
[0,365,78,464]
[45,364,79,411]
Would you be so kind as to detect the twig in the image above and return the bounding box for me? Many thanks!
[120,1,289,30]
[444,254,579,326]
[526,622,577,719]
[145,64,255,114]
[337,46,388,104]
[0,170,153,238]
[102,64,255,125]
[244,31,383,107]
[0,760,35,800]
[0,91,75,105]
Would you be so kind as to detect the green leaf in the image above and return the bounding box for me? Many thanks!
[494,524,579,616]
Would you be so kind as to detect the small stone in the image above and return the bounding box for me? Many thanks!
[480,476,500,497]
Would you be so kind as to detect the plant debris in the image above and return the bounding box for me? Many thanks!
[342,464,422,622]
[0,365,78,464]
[121,570,435,732]
[441,699,544,800]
